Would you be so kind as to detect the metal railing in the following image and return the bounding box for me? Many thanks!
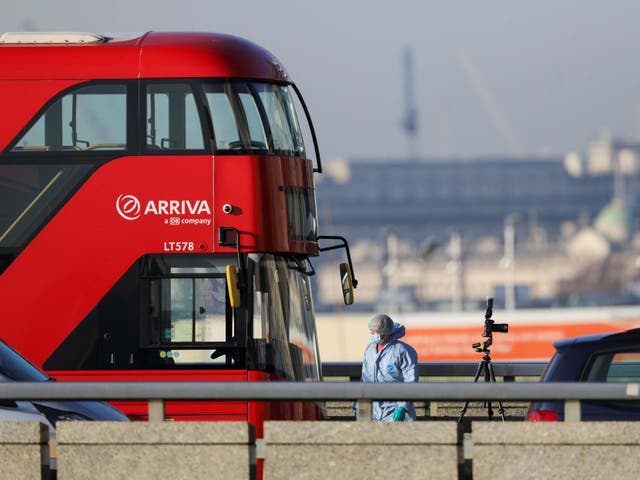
[1,380,636,401]
[1,379,639,422]
[0,361,635,423]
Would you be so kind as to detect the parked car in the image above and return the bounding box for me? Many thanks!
[0,338,128,427]
[527,328,640,421]
[0,399,54,429]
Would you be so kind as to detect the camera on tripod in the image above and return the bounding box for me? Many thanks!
[482,297,508,336]
[459,297,509,422]
[472,297,508,352]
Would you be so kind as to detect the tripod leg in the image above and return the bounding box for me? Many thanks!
[472,359,484,383]
[483,359,495,420]
[458,400,471,423]
[487,361,506,421]
[458,360,485,423]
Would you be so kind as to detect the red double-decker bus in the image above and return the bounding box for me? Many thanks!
[0,31,355,432]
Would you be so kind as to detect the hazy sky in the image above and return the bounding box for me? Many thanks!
[3,1,640,160]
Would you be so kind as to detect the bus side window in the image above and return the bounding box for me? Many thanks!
[155,277,228,344]
[205,82,242,151]
[11,83,127,152]
[145,82,205,152]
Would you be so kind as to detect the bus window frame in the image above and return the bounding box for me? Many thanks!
[202,79,308,158]
[247,253,321,381]
[138,254,248,369]
[2,78,320,166]
[4,80,139,157]
[140,79,212,155]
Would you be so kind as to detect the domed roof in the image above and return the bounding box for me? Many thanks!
[594,198,632,244]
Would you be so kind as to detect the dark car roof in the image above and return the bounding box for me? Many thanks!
[554,328,640,350]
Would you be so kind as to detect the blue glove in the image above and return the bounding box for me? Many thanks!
[392,407,407,422]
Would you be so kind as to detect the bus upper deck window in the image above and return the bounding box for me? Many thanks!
[145,83,205,151]
[204,80,305,157]
[12,84,127,152]
[255,83,304,155]
[206,82,243,151]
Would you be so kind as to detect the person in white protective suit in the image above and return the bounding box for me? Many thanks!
[361,314,418,421]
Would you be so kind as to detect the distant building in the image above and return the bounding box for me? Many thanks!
[314,155,640,311]
[316,156,639,248]
[565,133,640,177]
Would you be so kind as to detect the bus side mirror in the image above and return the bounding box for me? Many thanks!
[339,262,354,305]
[226,265,241,308]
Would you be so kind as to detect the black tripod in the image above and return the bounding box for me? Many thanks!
[458,298,507,423]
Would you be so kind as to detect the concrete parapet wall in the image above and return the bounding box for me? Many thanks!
[56,421,255,480]
[0,421,48,480]
[473,422,640,480]
[5,419,640,479]
[264,421,459,480]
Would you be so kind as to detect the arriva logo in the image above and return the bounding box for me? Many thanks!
[116,194,142,220]
[116,194,212,221]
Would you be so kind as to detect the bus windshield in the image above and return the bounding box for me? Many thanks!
[204,80,305,157]
[251,254,321,381]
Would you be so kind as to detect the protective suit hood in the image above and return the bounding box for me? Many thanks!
[390,322,406,341]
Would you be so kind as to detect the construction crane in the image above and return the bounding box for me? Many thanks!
[401,46,419,159]
[457,48,523,157]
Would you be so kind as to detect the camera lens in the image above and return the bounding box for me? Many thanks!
[493,323,509,333]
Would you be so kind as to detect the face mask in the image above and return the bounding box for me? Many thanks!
[370,333,383,344]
